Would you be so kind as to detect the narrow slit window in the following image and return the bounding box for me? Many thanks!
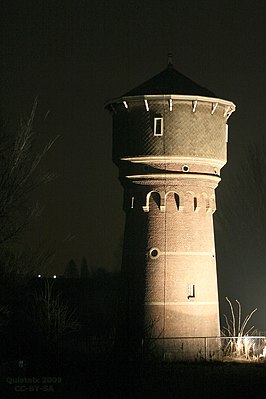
[188,284,195,299]
[154,117,163,136]
[193,197,197,211]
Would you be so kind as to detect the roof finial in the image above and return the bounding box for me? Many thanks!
[167,52,173,68]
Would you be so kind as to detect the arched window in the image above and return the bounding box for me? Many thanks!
[143,191,161,212]
[150,192,160,210]
[165,191,180,211]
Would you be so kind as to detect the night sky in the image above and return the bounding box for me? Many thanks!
[1,1,266,329]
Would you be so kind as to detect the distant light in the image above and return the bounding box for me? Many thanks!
[53,275,57,279]
[123,100,128,109]
[37,274,41,278]
[144,99,149,111]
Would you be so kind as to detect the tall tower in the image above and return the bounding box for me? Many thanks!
[106,58,235,359]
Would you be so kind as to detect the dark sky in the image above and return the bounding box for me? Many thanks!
[1,0,266,329]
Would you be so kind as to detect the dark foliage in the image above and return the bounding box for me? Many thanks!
[64,259,79,279]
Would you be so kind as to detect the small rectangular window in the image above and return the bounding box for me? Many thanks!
[154,117,163,136]
[188,284,195,299]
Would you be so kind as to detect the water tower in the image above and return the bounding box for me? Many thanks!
[105,56,235,359]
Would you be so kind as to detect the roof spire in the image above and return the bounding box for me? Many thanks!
[167,52,173,68]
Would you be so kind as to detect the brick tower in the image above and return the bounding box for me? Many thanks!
[106,57,235,359]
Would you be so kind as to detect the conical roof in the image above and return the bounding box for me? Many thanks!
[123,64,217,98]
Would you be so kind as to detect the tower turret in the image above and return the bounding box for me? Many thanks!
[106,59,235,360]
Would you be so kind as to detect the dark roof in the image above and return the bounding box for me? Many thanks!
[123,64,217,98]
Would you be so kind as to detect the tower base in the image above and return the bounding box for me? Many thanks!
[143,337,222,361]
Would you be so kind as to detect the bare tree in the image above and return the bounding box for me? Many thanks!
[29,279,80,347]
[0,99,58,246]
[0,100,57,330]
